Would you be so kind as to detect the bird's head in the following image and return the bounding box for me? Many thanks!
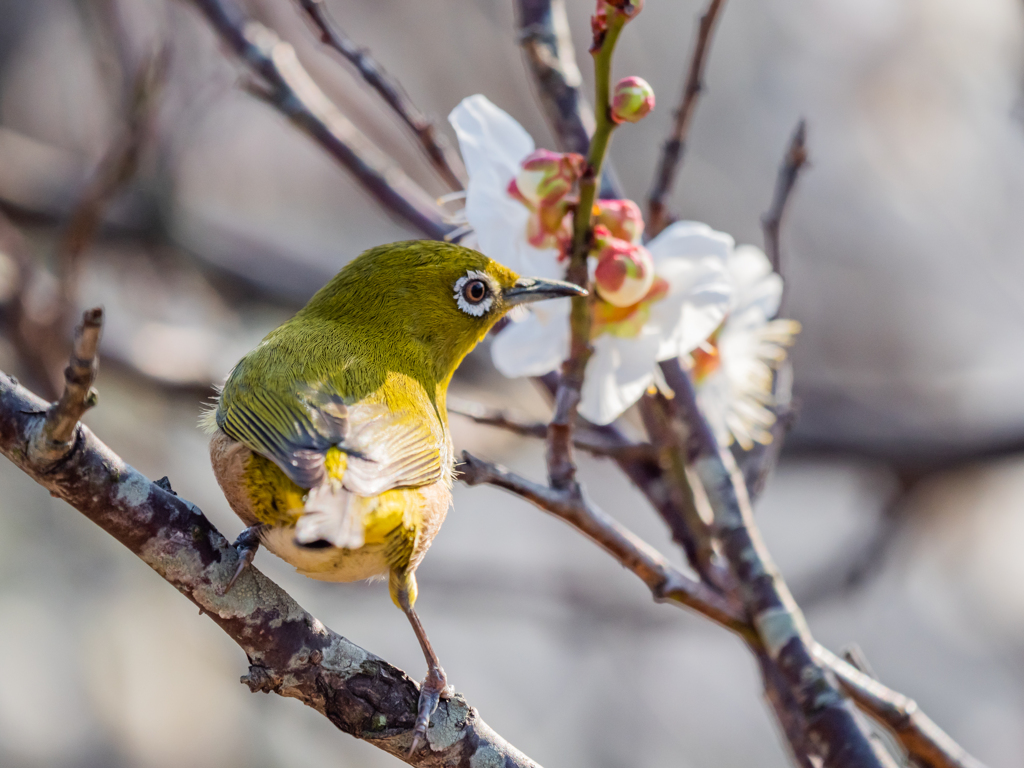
[302,240,586,385]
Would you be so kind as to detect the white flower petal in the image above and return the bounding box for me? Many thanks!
[491,305,570,378]
[448,95,560,276]
[647,255,732,359]
[449,95,534,181]
[647,221,734,264]
[578,333,662,425]
[731,245,782,319]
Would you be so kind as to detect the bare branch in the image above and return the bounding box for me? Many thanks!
[762,119,808,276]
[0,374,539,767]
[458,450,747,630]
[647,0,728,236]
[294,0,466,191]
[658,358,895,768]
[448,398,657,461]
[190,0,454,240]
[515,0,622,199]
[818,646,988,768]
[34,307,104,458]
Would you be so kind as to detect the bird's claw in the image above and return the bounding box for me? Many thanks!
[221,525,264,594]
[408,666,447,756]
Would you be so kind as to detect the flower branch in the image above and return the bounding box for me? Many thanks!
[546,4,631,491]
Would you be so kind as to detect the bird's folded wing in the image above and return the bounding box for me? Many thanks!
[217,380,445,494]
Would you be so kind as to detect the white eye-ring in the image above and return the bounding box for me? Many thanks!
[453,270,496,316]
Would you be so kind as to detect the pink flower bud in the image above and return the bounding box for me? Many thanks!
[594,199,644,244]
[507,150,584,251]
[611,76,655,124]
[508,150,584,208]
[593,235,655,307]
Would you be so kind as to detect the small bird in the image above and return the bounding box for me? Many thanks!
[205,240,584,751]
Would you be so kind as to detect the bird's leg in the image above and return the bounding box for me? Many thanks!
[391,569,450,755]
[223,524,266,593]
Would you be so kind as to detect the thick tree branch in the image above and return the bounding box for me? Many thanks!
[190,0,454,240]
[762,119,808,277]
[658,358,894,768]
[294,0,466,191]
[0,321,537,768]
[647,0,728,236]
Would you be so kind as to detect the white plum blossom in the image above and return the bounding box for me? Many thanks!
[448,94,733,425]
[686,245,801,450]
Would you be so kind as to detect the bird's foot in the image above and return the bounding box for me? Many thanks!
[221,525,264,594]
[408,665,447,756]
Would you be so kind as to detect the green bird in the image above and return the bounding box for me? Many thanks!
[205,240,584,751]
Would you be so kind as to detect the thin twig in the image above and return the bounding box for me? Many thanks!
[459,451,747,630]
[818,646,988,768]
[57,47,167,304]
[37,307,104,453]
[647,0,728,237]
[762,119,808,277]
[0,375,538,767]
[190,0,454,240]
[294,0,465,191]
[448,398,656,461]
[658,358,894,768]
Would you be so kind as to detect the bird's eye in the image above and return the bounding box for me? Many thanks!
[463,279,488,304]
[454,271,495,317]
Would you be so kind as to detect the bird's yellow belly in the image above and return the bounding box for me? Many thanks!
[259,525,390,582]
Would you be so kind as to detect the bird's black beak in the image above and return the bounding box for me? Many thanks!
[504,277,588,307]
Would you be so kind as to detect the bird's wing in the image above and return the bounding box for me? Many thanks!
[217,379,446,494]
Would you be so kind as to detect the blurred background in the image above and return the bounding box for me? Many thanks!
[1,0,1023,766]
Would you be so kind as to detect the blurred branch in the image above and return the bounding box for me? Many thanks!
[190,0,454,240]
[0,315,538,768]
[294,0,466,191]
[515,0,621,198]
[647,0,728,237]
[762,119,808,277]
[819,646,987,768]
[57,47,167,303]
[448,397,657,461]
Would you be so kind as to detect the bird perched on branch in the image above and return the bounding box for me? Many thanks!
[205,240,584,751]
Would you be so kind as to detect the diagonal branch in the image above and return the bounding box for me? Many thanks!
[458,450,747,630]
[294,0,466,191]
[456,445,978,768]
[647,0,728,236]
[0,319,537,767]
[657,358,894,768]
[190,0,454,240]
[820,646,987,768]
[762,119,808,277]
